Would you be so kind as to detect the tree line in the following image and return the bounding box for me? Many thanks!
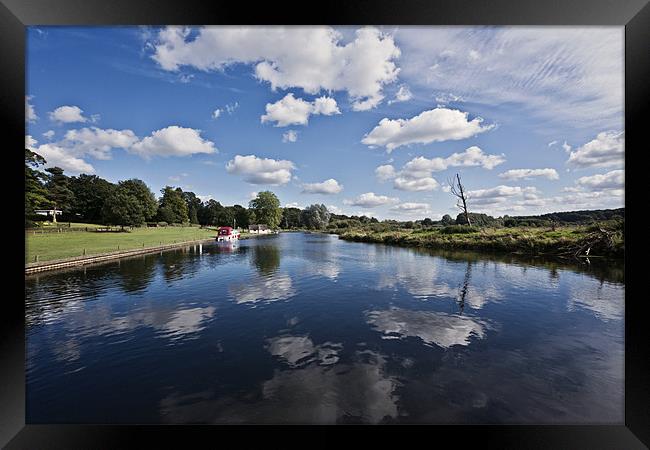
[25,149,337,231]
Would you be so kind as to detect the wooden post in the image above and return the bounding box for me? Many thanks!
[34,255,38,262]
[83,248,86,255]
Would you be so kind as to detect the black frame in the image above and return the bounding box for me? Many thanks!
[2,0,647,447]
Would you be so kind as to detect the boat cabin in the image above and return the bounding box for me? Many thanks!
[217,226,240,241]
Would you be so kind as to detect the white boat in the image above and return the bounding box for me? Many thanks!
[216,226,241,242]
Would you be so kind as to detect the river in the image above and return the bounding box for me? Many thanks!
[25,232,625,424]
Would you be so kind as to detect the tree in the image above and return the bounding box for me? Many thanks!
[181,191,202,224]
[441,214,454,226]
[197,199,223,226]
[69,174,116,223]
[45,167,75,220]
[119,179,158,221]
[158,186,188,224]
[101,186,145,229]
[300,204,330,229]
[249,191,282,228]
[25,149,49,221]
[448,173,471,225]
[232,204,251,229]
[281,207,302,229]
[422,217,434,227]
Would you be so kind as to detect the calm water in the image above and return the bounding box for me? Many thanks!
[25,232,625,424]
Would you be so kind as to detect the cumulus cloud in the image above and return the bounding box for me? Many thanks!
[64,127,139,160]
[130,126,216,158]
[375,164,396,182]
[282,130,298,143]
[43,130,55,140]
[226,154,295,185]
[567,131,624,168]
[301,178,343,195]
[467,185,542,209]
[48,105,91,123]
[344,192,399,208]
[498,168,559,180]
[212,101,238,119]
[150,26,400,110]
[212,109,221,119]
[387,85,413,104]
[379,146,504,192]
[361,107,494,152]
[390,202,432,214]
[261,93,340,127]
[26,136,95,174]
[576,170,624,191]
[26,96,38,122]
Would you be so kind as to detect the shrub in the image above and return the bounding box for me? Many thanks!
[157,221,168,227]
[440,225,480,234]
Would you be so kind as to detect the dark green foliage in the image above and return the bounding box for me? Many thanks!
[441,214,454,226]
[45,167,75,215]
[158,186,189,224]
[181,191,202,224]
[25,149,49,221]
[300,204,331,229]
[69,174,116,223]
[249,191,282,228]
[119,179,158,221]
[281,207,302,228]
[101,186,146,228]
[455,212,502,227]
[440,225,481,234]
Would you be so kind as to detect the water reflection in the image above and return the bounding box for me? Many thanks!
[25,232,624,424]
[366,307,488,348]
[228,274,295,304]
[159,349,399,424]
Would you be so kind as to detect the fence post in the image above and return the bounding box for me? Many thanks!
[83,248,86,256]
[34,255,38,262]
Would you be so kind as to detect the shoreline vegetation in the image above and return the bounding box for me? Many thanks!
[332,224,623,259]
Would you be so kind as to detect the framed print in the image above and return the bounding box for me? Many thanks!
[2,0,648,447]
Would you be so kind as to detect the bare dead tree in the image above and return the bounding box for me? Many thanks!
[448,173,471,226]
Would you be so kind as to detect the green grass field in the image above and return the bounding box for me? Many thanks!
[26,226,219,263]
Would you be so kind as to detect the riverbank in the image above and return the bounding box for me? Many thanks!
[25,226,253,264]
[336,224,624,259]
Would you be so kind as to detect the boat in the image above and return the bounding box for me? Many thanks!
[216,226,241,242]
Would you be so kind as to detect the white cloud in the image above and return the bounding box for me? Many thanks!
[196,194,213,202]
[48,105,91,123]
[387,85,413,104]
[467,185,541,208]
[26,96,38,122]
[396,27,623,129]
[302,178,343,195]
[130,126,216,158]
[390,202,432,214]
[344,192,399,208]
[226,154,295,185]
[385,146,504,192]
[284,202,301,208]
[212,101,239,119]
[361,107,494,152]
[26,136,95,174]
[212,109,221,119]
[568,131,624,168]
[498,168,559,180]
[548,140,557,147]
[63,127,139,160]
[576,170,624,191]
[434,92,464,104]
[261,93,340,127]
[562,141,572,153]
[43,130,55,140]
[327,204,343,214]
[150,26,400,110]
[282,130,298,143]
[375,164,396,182]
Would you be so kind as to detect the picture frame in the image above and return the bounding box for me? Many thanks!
[2,0,646,447]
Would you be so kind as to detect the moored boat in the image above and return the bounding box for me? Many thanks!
[216,226,240,242]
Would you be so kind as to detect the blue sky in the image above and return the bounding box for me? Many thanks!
[26,26,624,220]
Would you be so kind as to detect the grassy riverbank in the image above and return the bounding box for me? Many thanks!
[336,223,624,258]
[26,226,225,263]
